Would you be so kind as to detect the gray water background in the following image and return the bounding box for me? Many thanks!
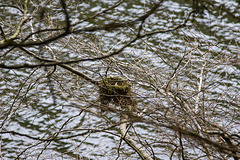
[0,0,240,159]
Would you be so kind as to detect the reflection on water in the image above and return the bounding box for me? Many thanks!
[0,0,240,159]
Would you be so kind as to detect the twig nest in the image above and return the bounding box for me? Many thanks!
[98,77,137,111]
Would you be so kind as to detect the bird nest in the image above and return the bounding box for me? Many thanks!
[98,77,137,110]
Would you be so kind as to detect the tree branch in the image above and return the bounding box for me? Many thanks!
[0,0,29,47]
[120,114,153,160]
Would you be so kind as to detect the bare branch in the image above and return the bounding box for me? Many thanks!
[120,114,153,160]
[0,0,29,47]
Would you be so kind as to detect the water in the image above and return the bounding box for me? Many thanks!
[0,0,240,159]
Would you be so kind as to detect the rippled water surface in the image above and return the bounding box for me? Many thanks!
[0,0,240,159]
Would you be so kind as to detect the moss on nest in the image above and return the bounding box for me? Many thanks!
[98,77,137,111]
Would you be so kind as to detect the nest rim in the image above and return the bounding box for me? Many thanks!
[99,77,132,94]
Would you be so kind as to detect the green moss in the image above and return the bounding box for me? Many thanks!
[99,77,131,95]
[98,77,137,111]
